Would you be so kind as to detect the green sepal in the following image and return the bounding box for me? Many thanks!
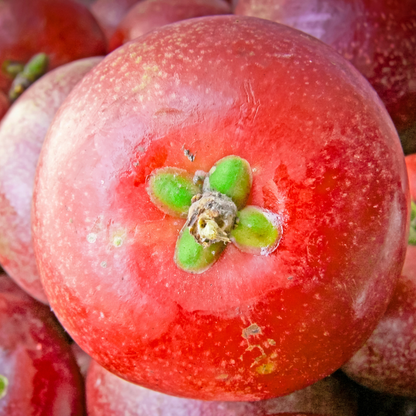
[9,53,49,101]
[175,226,226,273]
[230,206,281,255]
[409,200,416,245]
[206,155,252,210]
[0,374,8,399]
[147,167,200,218]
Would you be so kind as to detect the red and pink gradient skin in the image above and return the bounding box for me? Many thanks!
[342,154,416,397]
[235,0,416,154]
[33,16,408,400]
[0,57,103,303]
[0,273,85,415]
[109,0,232,52]
[86,359,357,415]
[0,0,106,95]
[0,92,8,121]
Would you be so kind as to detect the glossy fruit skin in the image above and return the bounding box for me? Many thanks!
[91,0,143,42]
[342,155,416,397]
[86,360,357,416]
[0,92,8,121]
[0,273,85,415]
[0,0,106,95]
[0,57,102,303]
[33,16,408,400]
[109,0,232,52]
[235,0,416,154]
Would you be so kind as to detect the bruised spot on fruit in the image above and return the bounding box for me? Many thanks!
[256,362,277,375]
[174,227,226,274]
[408,200,416,245]
[242,323,262,339]
[205,155,252,210]
[231,206,282,256]
[147,167,201,218]
[0,374,8,399]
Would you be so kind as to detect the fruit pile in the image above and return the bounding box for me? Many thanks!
[0,0,415,415]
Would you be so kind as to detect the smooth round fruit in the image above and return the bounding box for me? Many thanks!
[33,16,408,401]
[0,57,102,303]
[0,273,85,415]
[235,0,416,154]
[0,0,106,95]
[109,0,232,51]
[86,360,357,416]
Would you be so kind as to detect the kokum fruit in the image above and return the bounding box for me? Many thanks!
[32,16,409,401]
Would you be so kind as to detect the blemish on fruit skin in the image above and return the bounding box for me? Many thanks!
[242,323,262,339]
[87,233,97,243]
[256,362,277,375]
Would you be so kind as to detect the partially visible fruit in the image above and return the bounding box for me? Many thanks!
[0,273,85,415]
[109,0,232,51]
[0,0,106,95]
[0,57,103,303]
[91,0,143,42]
[87,359,357,416]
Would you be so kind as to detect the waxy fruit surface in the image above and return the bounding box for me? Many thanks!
[33,16,409,400]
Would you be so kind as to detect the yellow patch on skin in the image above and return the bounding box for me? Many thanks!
[216,374,229,380]
[256,362,277,375]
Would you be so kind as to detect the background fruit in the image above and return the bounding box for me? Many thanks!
[0,57,102,303]
[0,0,106,95]
[0,273,85,415]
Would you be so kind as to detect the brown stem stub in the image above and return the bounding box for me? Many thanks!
[187,191,237,247]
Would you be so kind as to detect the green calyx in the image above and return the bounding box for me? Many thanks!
[8,53,49,101]
[231,206,281,255]
[0,375,8,399]
[146,154,281,274]
[175,227,226,273]
[147,167,201,218]
[206,155,252,210]
[409,200,416,245]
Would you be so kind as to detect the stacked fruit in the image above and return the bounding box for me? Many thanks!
[0,0,415,415]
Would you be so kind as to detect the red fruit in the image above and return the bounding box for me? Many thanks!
[86,360,357,415]
[0,0,106,95]
[33,16,408,400]
[235,0,416,154]
[91,0,144,42]
[0,57,103,303]
[0,91,8,121]
[109,0,232,51]
[0,273,85,415]
[342,154,416,398]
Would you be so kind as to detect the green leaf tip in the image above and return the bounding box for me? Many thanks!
[175,226,226,273]
[409,200,416,245]
[206,156,252,210]
[231,206,281,255]
[147,167,201,218]
[0,374,8,399]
